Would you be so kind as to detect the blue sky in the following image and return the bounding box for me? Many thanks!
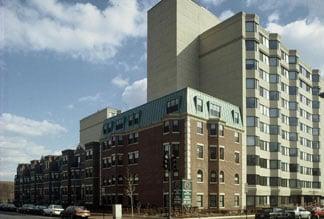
[0,0,324,181]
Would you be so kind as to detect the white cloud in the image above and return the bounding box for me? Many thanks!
[0,113,67,136]
[200,0,226,6]
[111,75,129,88]
[268,12,279,23]
[0,0,150,62]
[267,18,324,74]
[78,92,102,103]
[0,136,52,180]
[66,104,74,110]
[219,10,234,21]
[122,78,147,108]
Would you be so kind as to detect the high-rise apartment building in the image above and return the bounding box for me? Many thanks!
[148,0,324,208]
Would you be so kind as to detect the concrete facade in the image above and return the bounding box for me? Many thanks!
[79,107,120,147]
[147,0,219,101]
[147,0,324,208]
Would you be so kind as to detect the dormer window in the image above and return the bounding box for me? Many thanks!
[210,103,221,117]
[167,99,179,114]
[197,98,203,112]
[128,115,134,126]
[116,119,124,130]
[134,112,140,124]
[233,112,240,124]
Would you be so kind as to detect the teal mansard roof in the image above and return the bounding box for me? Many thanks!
[101,87,243,138]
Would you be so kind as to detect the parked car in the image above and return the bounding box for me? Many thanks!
[255,207,294,219]
[2,203,17,212]
[18,204,35,214]
[43,204,64,216]
[0,203,17,212]
[60,206,90,219]
[32,205,47,215]
[285,206,311,219]
[311,207,324,219]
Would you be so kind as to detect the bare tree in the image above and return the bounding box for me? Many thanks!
[124,168,136,217]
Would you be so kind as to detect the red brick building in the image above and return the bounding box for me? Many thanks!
[100,87,243,210]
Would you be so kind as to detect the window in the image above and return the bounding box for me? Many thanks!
[233,112,240,124]
[196,194,203,208]
[260,34,269,48]
[128,114,134,126]
[269,40,278,49]
[116,119,124,130]
[166,99,179,114]
[219,195,225,207]
[134,113,140,124]
[246,21,256,32]
[247,97,258,108]
[247,136,258,146]
[219,124,224,136]
[289,101,298,110]
[269,125,280,135]
[219,171,224,183]
[210,146,217,160]
[196,98,203,112]
[234,195,240,207]
[210,171,217,183]
[246,40,257,51]
[197,121,203,134]
[289,71,298,80]
[234,174,239,184]
[269,142,280,152]
[260,52,269,64]
[269,108,279,118]
[313,87,320,96]
[210,103,221,117]
[163,121,170,133]
[289,148,298,157]
[172,120,179,132]
[246,78,258,89]
[313,101,320,109]
[259,158,267,168]
[270,74,280,83]
[246,59,258,70]
[247,116,258,127]
[247,155,259,166]
[312,114,320,122]
[196,145,204,159]
[269,57,279,66]
[289,55,297,64]
[210,195,217,207]
[209,124,217,136]
[234,132,240,143]
[313,128,320,136]
[289,86,298,95]
[289,117,298,126]
[262,105,273,118]
[312,74,320,82]
[197,170,203,182]
[269,91,279,100]
[219,147,224,160]
[235,152,240,163]
[270,160,280,169]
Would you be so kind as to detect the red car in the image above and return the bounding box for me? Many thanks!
[311,207,324,219]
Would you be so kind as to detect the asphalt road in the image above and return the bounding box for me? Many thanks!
[0,211,57,219]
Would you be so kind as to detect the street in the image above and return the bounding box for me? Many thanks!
[0,211,56,219]
[0,211,256,219]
